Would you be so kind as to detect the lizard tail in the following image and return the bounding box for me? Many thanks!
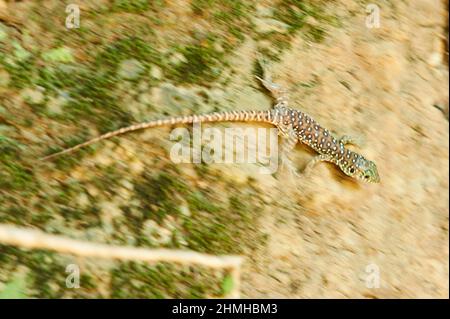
[40,110,274,161]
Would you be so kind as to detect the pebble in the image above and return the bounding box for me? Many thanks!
[427,52,442,67]
[253,17,289,33]
[42,47,75,63]
[150,65,163,80]
[117,59,145,80]
[0,24,7,42]
[0,67,10,87]
[21,87,45,104]
[46,95,67,115]
[169,52,188,65]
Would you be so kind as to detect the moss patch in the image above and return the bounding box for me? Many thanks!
[111,262,223,298]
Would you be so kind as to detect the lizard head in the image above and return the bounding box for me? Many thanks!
[339,156,380,183]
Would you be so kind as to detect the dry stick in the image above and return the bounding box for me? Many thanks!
[0,223,243,298]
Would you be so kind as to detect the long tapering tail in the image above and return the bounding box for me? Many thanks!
[40,110,274,161]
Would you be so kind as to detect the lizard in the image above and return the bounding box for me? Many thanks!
[40,57,380,183]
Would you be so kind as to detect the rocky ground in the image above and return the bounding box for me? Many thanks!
[0,0,448,298]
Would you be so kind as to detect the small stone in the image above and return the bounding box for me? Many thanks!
[42,47,75,63]
[76,192,90,208]
[120,179,134,191]
[0,124,14,135]
[46,95,67,115]
[150,65,163,80]
[142,219,173,245]
[254,17,289,33]
[99,201,123,219]
[427,52,442,67]
[255,4,273,17]
[0,67,10,87]
[117,185,133,202]
[117,59,145,80]
[138,92,153,105]
[137,81,149,92]
[0,25,7,42]
[129,159,144,175]
[12,42,31,61]
[143,219,158,234]
[208,88,225,101]
[157,83,200,113]
[305,15,319,27]
[86,185,100,197]
[179,205,191,217]
[169,52,188,65]
[94,150,114,166]
[21,87,45,104]
[126,100,145,118]
[213,42,225,53]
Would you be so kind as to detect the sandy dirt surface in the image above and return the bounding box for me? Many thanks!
[0,0,448,298]
[239,0,449,298]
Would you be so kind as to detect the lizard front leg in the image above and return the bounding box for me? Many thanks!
[339,135,365,147]
[301,154,334,177]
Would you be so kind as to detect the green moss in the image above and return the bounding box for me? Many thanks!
[274,0,309,33]
[273,0,336,43]
[187,191,221,214]
[55,181,101,228]
[36,36,161,135]
[0,247,64,298]
[0,205,28,225]
[0,0,278,299]
[112,0,151,13]
[42,130,95,168]
[0,272,28,299]
[0,136,36,192]
[91,164,124,195]
[191,0,214,15]
[95,37,160,74]
[42,36,162,133]
[81,205,103,229]
[111,0,166,14]
[36,65,82,92]
[1,57,36,89]
[168,41,224,84]
[0,136,21,159]
[0,246,104,298]
[305,25,327,42]
[220,273,234,296]
[212,0,248,24]
[42,47,75,63]
[184,192,257,255]
[191,0,254,53]
[130,167,264,256]
[110,262,222,298]
[134,170,188,224]
[0,162,34,191]
[192,0,248,19]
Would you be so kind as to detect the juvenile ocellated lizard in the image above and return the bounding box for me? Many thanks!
[41,58,380,183]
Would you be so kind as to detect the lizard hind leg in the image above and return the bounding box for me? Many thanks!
[275,130,300,179]
[259,128,299,179]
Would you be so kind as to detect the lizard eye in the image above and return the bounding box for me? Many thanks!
[349,167,355,174]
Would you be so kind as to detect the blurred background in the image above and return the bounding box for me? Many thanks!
[0,0,448,298]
